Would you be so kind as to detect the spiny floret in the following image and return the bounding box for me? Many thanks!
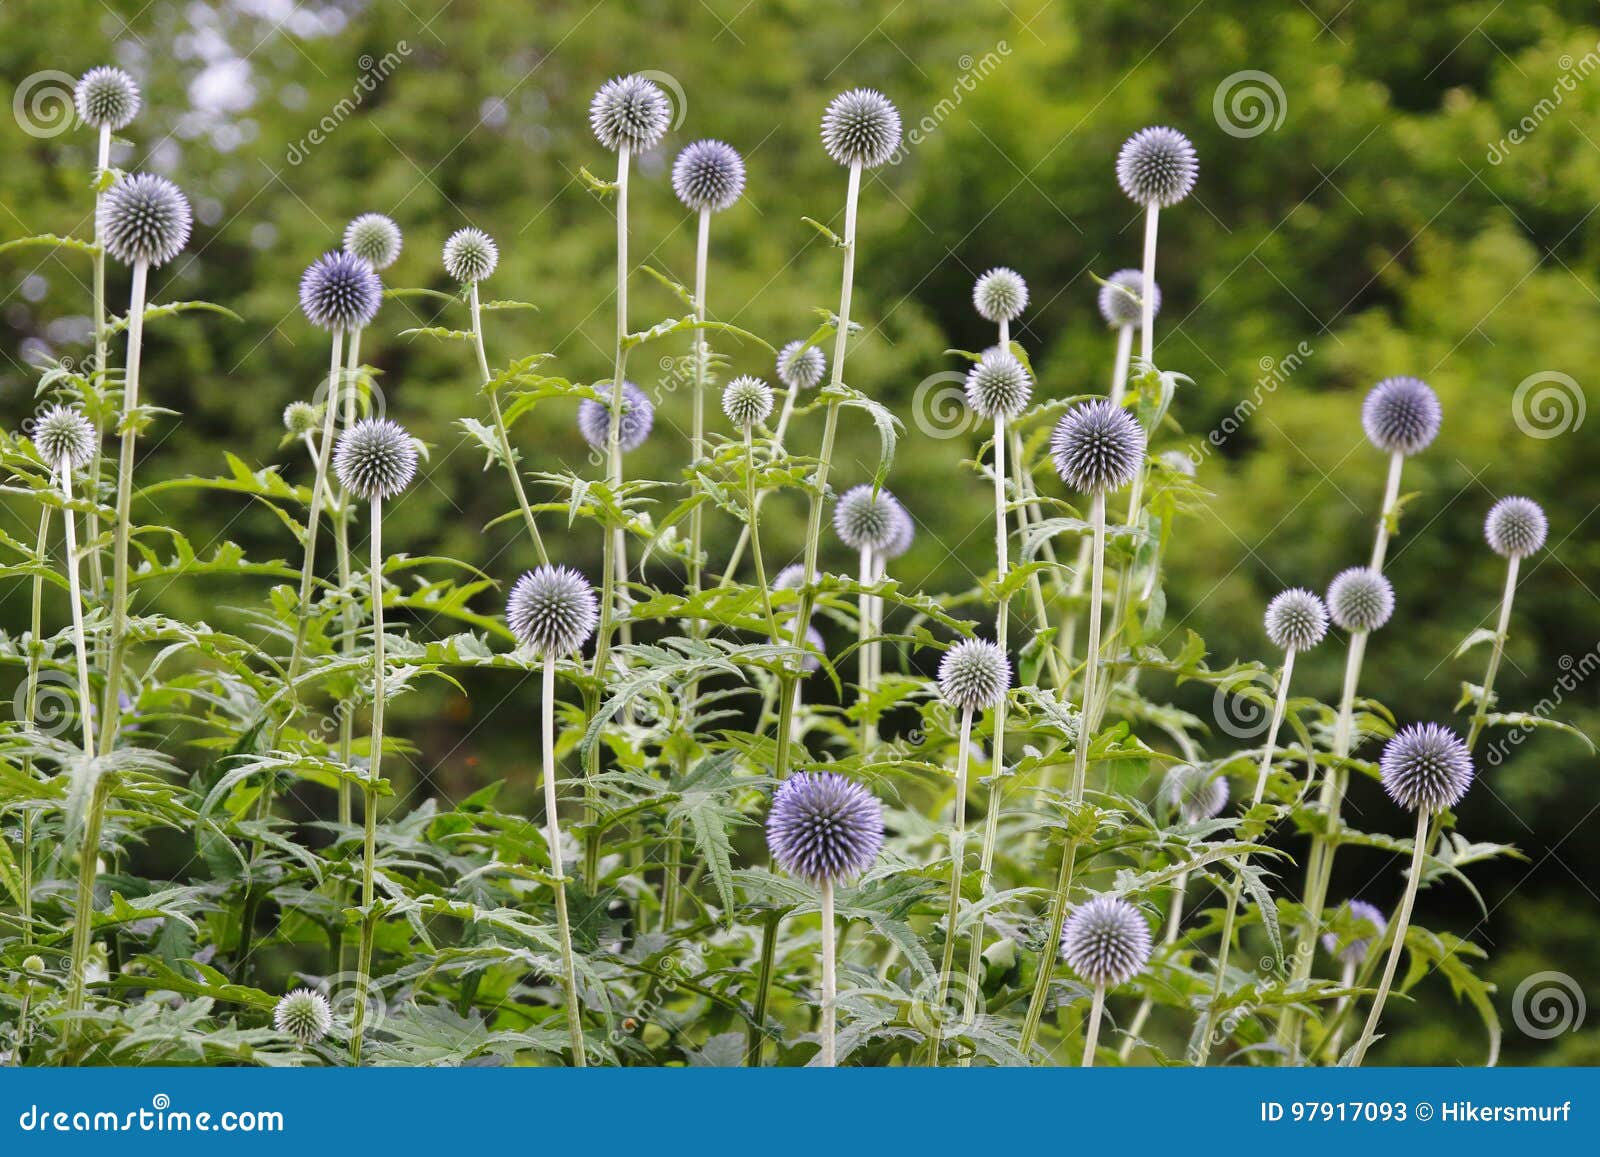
[32,404,96,472]
[766,772,884,884]
[820,88,902,169]
[776,341,826,391]
[1484,496,1547,559]
[1099,268,1159,329]
[1264,588,1329,652]
[590,74,671,153]
[578,381,654,452]
[972,267,1029,323]
[344,213,403,270]
[75,66,141,130]
[1060,894,1153,987]
[442,227,498,284]
[99,173,191,267]
[722,375,774,428]
[965,348,1032,419]
[282,401,321,436]
[671,139,746,213]
[273,988,333,1044]
[507,565,599,657]
[1116,126,1198,207]
[937,638,1010,712]
[1050,400,1146,493]
[299,250,382,332]
[1321,900,1387,966]
[1327,567,1394,633]
[1380,722,1474,812]
[1162,763,1229,823]
[1362,376,1441,456]
[833,484,903,553]
[333,417,418,500]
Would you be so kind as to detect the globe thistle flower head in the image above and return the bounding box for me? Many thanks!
[882,500,915,560]
[298,250,382,332]
[590,74,671,153]
[1060,895,1153,987]
[1380,722,1474,812]
[1264,588,1329,652]
[442,227,499,284]
[774,563,806,591]
[333,417,418,501]
[98,173,192,268]
[1050,400,1147,493]
[722,375,774,428]
[1116,126,1198,207]
[32,404,96,472]
[802,625,826,674]
[273,988,333,1044]
[75,66,141,130]
[577,382,654,453]
[282,401,321,437]
[972,267,1029,323]
[1099,268,1159,329]
[507,565,599,657]
[1160,449,1197,477]
[671,139,746,213]
[776,341,826,391]
[965,348,1032,420]
[1162,763,1229,823]
[1327,567,1394,633]
[343,213,403,271]
[833,484,901,552]
[937,638,1010,712]
[1321,900,1387,966]
[1362,376,1441,456]
[820,88,902,169]
[1484,496,1547,559]
[765,772,884,885]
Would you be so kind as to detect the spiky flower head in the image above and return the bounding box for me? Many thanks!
[282,401,321,437]
[590,74,671,153]
[833,484,902,553]
[1484,496,1547,559]
[1264,588,1329,652]
[1321,900,1387,966]
[1380,722,1474,812]
[965,348,1032,420]
[776,341,826,391]
[75,66,141,130]
[507,565,599,657]
[98,173,191,267]
[672,139,746,213]
[774,563,806,591]
[577,382,654,452]
[1362,376,1441,456]
[766,772,884,885]
[273,988,333,1044]
[1060,895,1153,987]
[32,404,96,472]
[820,88,902,169]
[882,501,915,561]
[1327,567,1394,633]
[333,417,418,501]
[1099,268,1159,329]
[802,625,826,674]
[343,213,403,271]
[1117,126,1198,207]
[1162,764,1229,823]
[722,375,774,428]
[299,250,382,332]
[1050,400,1146,493]
[972,267,1029,323]
[442,227,498,284]
[937,638,1010,712]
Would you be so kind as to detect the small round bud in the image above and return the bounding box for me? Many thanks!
[1484,496,1547,559]
[343,213,403,271]
[833,484,903,553]
[1264,588,1329,652]
[1162,764,1229,823]
[1050,400,1146,493]
[1099,268,1159,329]
[1116,126,1198,207]
[776,341,826,391]
[1380,723,1473,812]
[98,173,191,267]
[937,638,1010,712]
[820,88,902,169]
[507,565,599,657]
[32,404,96,472]
[1326,567,1394,633]
[671,139,746,213]
[973,267,1028,323]
[333,417,418,500]
[273,988,333,1044]
[590,74,671,153]
[299,250,382,332]
[75,66,141,130]
[578,381,654,453]
[766,772,885,884]
[1061,894,1153,987]
[1322,900,1387,966]
[1362,376,1441,456]
[442,227,498,284]
[722,375,774,428]
[964,348,1032,420]
[282,401,321,437]
[22,955,46,974]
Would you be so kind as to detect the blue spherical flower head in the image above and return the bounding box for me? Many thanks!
[938,638,1010,712]
[1321,900,1387,966]
[590,74,671,153]
[1061,895,1153,986]
[75,66,141,130]
[299,250,382,332]
[507,565,599,657]
[973,267,1029,323]
[672,139,746,213]
[1327,567,1394,633]
[821,88,902,168]
[1162,763,1229,823]
[1050,400,1146,493]
[1099,268,1159,329]
[1116,127,1198,207]
[1264,588,1329,652]
[766,772,885,885]
[1484,496,1547,559]
[1362,376,1441,456]
[833,484,903,553]
[99,173,192,267]
[1380,723,1473,812]
[777,341,826,391]
[578,382,654,452]
[965,348,1032,420]
[333,417,417,500]
[882,500,914,561]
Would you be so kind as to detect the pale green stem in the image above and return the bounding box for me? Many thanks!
[472,281,548,565]
[595,145,633,669]
[350,496,387,1065]
[1370,452,1404,571]
[1140,204,1159,367]
[743,426,778,641]
[1082,984,1107,1067]
[66,776,111,1020]
[1466,556,1519,752]
[541,654,587,1065]
[819,878,837,1067]
[20,505,52,946]
[59,460,95,761]
[1348,808,1429,1066]
[87,125,110,601]
[928,705,974,1063]
[856,545,875,749]
[688,207,711,602]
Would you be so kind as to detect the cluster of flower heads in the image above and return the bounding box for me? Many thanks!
[1362,376,1441,457]
[972,267,1029,324]
[1380,723,1474,812]
[965,348,1032,420]
[672,139,746,213]
[820,88,902,169]
[99,173,192,268]
[1327,567,1394,633]
[299,250,383,332]
[75,66,141,131]
[273,988,333,1045]
[1051,399,1147,494]
[722,375,774,429]
[1116,126,1198,207]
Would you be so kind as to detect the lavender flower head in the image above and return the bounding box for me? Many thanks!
[774,563,806,591]
[1264,588,1329,652]
[1050,400,1146,493]
[1162,764,1229,823]
[1060,895,1153,987]
[965,348,1032,420]
[274,987,333,1044]
[344,213,403,271]
[578,382,654,452]
[1380,723,1474,812]
[722,375,774,429]
[882,500,915,561]
[590,74,671,153]
[99,173,191,267]
[442,227,498,284]
[973,267,1029,323]
[299,250,382,332]
[1321,900,1387,966]
[1116,127,1198,207]
[333,417,418,501]
[75,66,141,130]
[937,638,1010,712]
[833,484,903,553]
[1099,269,1159,329]
[672,139,746,213]
[1327,567,1394,633]
[766,772,885,885]
[507,565,599,657]
[1362,376,1441,456]
[1484,496,1547,559]
[777,341,827,391]
[32,404,96,472]
[820,88,902,169]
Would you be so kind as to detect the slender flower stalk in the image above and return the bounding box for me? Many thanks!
[1116,128,1195,369]
[1468,497,1547,750]
[833,484,904,747]
[722,376,778,638]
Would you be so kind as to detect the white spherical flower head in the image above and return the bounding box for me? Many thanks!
[821,88,902,169]
[282,401,321,437]
[1162,764,1229,823]
[1116,126,1198,207]
[299,250,382,332]
[1380,722,1473,812]
[75,66,141,130]
[773,563,806,591]
[1484,496,1547,559]
[1050,400,1147,493]
[833,484,901,553]
[965,348,1033,420]
[671,139,746,213]
[1326,567,1394,633]
[1362,376,1441,456]
[507,565,599,657]
[937,638,1010,712]
[577,381,654,452]
[590,74,671,153]
[722,375,774,428]
[442,227,499,284]
[1061,895,1153,987]
[776,341,827,391]
[98,173,192,267]
[333,418,418,501]
[273,988,333,1044]
[1264,588,1329,652]
[1098,268,1159,329]
[343,213,403,271]
[32,405,96,472]
[1159,449,1197,477]
[1321,900,1387,967]
[973,267,1029,323]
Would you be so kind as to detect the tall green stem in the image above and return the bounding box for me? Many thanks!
[1466,557,1519,752]
[59,461,95,761]
[1082,984,1107,1067]
[87,125,111,601]
[687,207,711,604]
[819,878,837,1067]
[595,145,632,672]
[1348,808,1429,1065]
[472,282,548,565]
[743,427,778,641]
[19,505,52,947]
[927,705,974,1063]
[350,496,387,1065]
[1139,205,1159,367]
[541,655,587,1065]
[1370,452,1404,571]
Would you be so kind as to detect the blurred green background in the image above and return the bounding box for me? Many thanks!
[3,0,1597,1062]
